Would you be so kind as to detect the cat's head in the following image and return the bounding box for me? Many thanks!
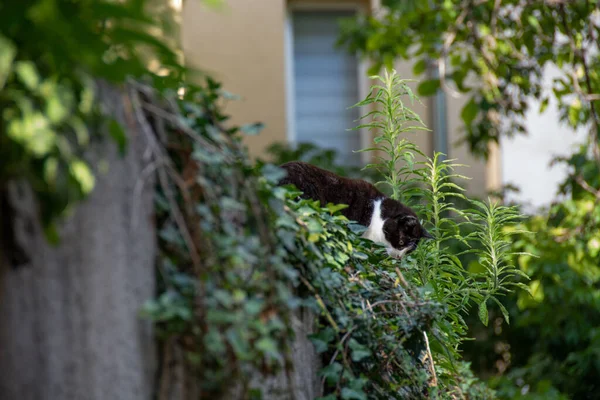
[381,201,432,259]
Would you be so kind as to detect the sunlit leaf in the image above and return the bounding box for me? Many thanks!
[0,34,16,89]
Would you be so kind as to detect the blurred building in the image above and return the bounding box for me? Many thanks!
[180,0,584,203]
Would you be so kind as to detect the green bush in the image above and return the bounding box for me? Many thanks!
[141,69,528,399]
[1,2,536,398]
[461,147,600,399]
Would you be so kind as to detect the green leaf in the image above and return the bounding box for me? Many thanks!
[478,298,489,326]
[341,388,367,400]
[417,79,440,96]
[539,97,550,114]
[255,337,281,359]
[412,59,428,75]
[349,338,371,361]
[527,15,542,32]
[15,61,40,90]
[0,35,16,89]
[320,362,343,384]
[70,159,95,195]
[326,203,349,214]
[70,116,90,147]
[108,119,128,155]
[240,122,264,136]
[568,99,581,126]
[44,222,60,246]
[461,97,479,126]
[307,218,324,233]
[262,164,287,184]
[309,327,336,353]
[491,297,510,324]
[46,92,70,124]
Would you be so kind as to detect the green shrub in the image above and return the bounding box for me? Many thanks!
[462,147,600,399]
[0,0,182,239]
[141,69,529,399]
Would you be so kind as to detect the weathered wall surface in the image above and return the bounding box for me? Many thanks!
[0,84,157,400]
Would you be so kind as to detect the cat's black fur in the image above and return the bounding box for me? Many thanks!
[278,161,431,256]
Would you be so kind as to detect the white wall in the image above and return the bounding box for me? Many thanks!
[501,64,587,210]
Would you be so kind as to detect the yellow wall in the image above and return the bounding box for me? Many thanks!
[182,0,288,158]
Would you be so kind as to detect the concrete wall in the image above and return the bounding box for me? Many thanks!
[501,64,586,210]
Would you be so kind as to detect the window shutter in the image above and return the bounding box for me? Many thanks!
[292,10,360,165]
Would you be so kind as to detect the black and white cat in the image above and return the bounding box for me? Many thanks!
[278,161,432,259]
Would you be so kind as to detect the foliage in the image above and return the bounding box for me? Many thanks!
[338,0,600,158]
[353,70,531,397]
[139,68,529,398]
[145,66,528,399]
[137,77,302,395]
[138,76,442,398]
[0,0,182,236]
[462,146,600,399]
[0,2,534,398]
[340,3,600,398]
[352,70,429,203]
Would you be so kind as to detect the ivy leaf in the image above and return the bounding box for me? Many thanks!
[255,337,281,360]
[341,388,368,400]
[307,218,324,233]
[349,338,371,361]
[348,223,366,235]
[43,222,60,246]
[240,122,264,136]
[262,164,287,184]
[309,327,336,353]
[326,203,349,214]
[70,159,95,195]
[108,119,128,155]
[319,362,343,385]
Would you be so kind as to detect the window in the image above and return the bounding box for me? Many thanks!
[288,9,361,165]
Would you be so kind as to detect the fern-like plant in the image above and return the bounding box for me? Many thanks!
[353,69,429,203]
[352,69,531,395]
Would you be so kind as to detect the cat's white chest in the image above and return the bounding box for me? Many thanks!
[361,199,410,259]
[362,199,390,245]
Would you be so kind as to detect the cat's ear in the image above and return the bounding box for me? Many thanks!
[396,214,418,227]
[422,229,434,240]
